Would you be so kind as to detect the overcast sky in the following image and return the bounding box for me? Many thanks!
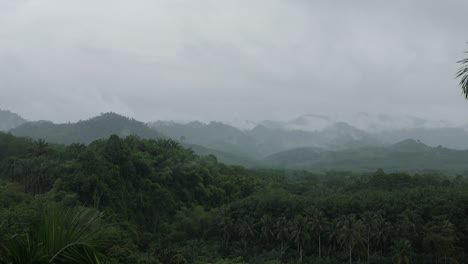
[1,0,468,124]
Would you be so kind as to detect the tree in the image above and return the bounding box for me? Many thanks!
[237,217,257,250]
[260,214,274,244]
[372,214,391,256]
[361,212,390,262]
[306,208,327,259]
[395,210,418,242]
[220,215,235,248]
[0,205,108,264]
[457,50,468,98]
[290,215,310,263]
[170,254,187,264]
[361,212,375,263]
[424,217,456,264]
[31,139,50,157]
[337,215,366,264]
[392,239,412,264]
[104,135,130,165]
[275,216,290,252]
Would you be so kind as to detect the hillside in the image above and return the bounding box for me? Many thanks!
[9,113,256,166]
[377,127,468,149]
[263,139,468,173]
[151,121,258,157]
[0,110,27,131]
[182,143,257,167]
[2,132,468,263]
[150,120,381,158]
[10,112,164,144]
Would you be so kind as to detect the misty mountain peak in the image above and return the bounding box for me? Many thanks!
[0,109,27,132]
[10,112,163,144]
[89,112,135,122]
[392,139,431,152]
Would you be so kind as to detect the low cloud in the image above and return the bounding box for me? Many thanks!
[1,0,467,123]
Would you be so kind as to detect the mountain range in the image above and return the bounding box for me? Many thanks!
[263,139,468,173]
[3,110,468,172]
[10,113,164,145]
[149,120,381,158]
[5,112,253,166]
[251,113,457,133]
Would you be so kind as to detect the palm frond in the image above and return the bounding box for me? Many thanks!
[0,234,45,264]
[0,204,108,264]
[456,51,468,99]
[39,205,107,264]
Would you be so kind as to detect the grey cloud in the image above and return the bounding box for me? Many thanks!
[1,0,468,124]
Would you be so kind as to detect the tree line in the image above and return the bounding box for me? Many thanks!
[0,132,467,263]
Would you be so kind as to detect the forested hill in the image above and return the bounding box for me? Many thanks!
[149,120,381,158]
[7,111,468,172]
[183,142,258,167]
[7,113,254,166]
[0,109,27,132]
[263,139,468,173]
[1,132,468,263]
[10,112,164,144]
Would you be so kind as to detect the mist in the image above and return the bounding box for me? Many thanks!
[1,0,468,124]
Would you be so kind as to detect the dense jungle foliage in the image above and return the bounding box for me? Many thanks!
[0,131,467,263]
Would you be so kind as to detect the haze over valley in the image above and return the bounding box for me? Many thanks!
[3,109,468,173]
[3,1,468,263]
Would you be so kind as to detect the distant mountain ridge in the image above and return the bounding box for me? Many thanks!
[151,113,468,151]
[7,112,253,166]
[5,110,468,171]
[0,110,27,131]
[149,119,381,158]
[262,139,468,173]
[10,112,165,144]
[254,113,458,133]
[150,115,468,172]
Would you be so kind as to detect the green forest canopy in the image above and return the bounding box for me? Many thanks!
[1,132,468,263]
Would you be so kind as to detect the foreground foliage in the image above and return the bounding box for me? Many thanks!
[1,132,468,263]
[0,205,106,264]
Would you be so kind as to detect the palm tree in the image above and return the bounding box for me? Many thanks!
[337,215,366,264]
[290,215,310,263]
[31,139,50,156]
[0,204,107,264]
[220,215,235,248]
[396,211,418,241]
[328,220,341,254]
[260,214,275,244]
[424,217,456,264]
[373,214,391,256]
[170,254,188,264]
[392,239,412,264]
[237,217,257,250]
[456,50,468,98]
[361,212,378,263]
[275,216,290,252]
[306,208,327,259]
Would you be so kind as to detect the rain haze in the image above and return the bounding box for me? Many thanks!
[1,0,468,124]
[6,2,468,262]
